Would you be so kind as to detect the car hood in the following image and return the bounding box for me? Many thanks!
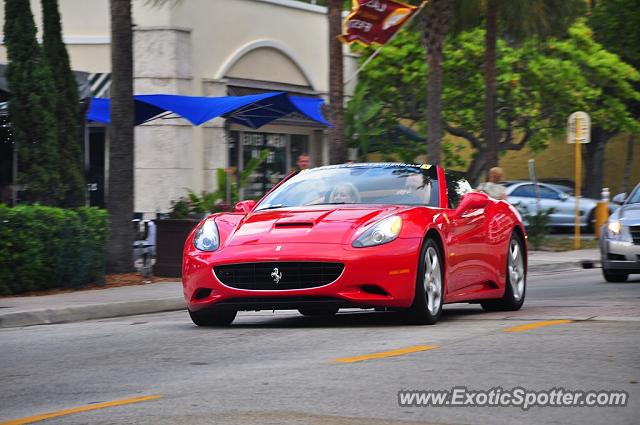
[222,205,410,246]
[610,203,640,225]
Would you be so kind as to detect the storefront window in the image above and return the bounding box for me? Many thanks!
[230,131,309,200]
[290,134,310,170]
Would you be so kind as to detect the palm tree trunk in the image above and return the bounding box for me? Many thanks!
[621,134,635,194]
[107,0,134,273]
[466,151,488,187]
[421,0,450,166]
[484,0,498,173]
[328,0,345,164]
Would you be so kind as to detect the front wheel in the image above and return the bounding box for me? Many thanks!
[404,238,444,325]
[482,232,526,312]
[188,307,237,326]
[603,268,628,283]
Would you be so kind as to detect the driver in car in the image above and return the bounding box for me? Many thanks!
[397,173,431,204]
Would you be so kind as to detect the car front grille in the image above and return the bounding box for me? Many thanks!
[214,262,344,290]
[631,226,640,245]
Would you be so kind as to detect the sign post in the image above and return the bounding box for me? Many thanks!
[528,159,541,214]
[567,111,591,249]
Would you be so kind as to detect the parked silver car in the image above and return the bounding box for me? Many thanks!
[600,183,640,282]
[502,181,600,230]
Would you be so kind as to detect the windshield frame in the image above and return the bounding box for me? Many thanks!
[254,163,440,211]
[625,184,640,205]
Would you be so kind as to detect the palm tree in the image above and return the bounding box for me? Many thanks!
[327,0,346,164]
[420,0,451,166]
[107,0,134,273]
[447,0,583,176]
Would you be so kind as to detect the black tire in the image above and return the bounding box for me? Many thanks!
[586,209,596,233]
[481,232,526,312]
[298,306,340,316]
[188,307,237,326]
[404,238,444,325]
[603,268,628,283]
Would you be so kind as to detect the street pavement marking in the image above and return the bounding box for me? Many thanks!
[503,319,573,333]
[0,395,162,425]
[332,344,439,363]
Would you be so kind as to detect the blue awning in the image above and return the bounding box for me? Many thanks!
[87,92,330,129]
[86,97,166,125]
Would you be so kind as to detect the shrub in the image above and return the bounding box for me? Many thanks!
[518,204,554,250]
[0,204,109,295]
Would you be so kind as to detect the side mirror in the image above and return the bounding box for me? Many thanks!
[456,192,489,214]
[612,193,626,205]
[234,200,256,213]
[559,192,569,201]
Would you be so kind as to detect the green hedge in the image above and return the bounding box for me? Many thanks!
[0,205,109,295]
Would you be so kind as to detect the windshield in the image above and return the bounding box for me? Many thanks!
[255,164,439,211]
[626,185,640,204]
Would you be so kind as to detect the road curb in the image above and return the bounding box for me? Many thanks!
[0,298,186,329]
[0,260,602,328]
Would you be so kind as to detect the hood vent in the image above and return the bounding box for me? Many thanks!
[274,222,314,228]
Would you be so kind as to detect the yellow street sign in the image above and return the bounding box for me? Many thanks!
[567,111,590,144]
[567,111,591,249]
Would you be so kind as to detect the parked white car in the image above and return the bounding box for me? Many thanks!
[502,181,601,231]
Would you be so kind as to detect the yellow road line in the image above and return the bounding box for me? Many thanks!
[332,344,439,363]
[503,319,573,333]
[0,395,162,425]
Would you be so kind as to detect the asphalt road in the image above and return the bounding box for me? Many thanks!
[1,268,639,425]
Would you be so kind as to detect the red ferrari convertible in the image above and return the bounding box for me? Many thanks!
[182,163,527,326]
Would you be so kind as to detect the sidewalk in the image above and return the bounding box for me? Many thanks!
[0,249,601,329]
[0,281,184,329]
[528,248,600,272]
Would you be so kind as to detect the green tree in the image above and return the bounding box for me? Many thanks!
[589,0,640,195]
[356,22,640,184]
[447,23,639,184]
[3,0,62,205]
[41,0,85,207]
[550,22,640,198]
[344,83,386,160]
[456,0,585,176]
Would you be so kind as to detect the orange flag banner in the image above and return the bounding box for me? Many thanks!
[339,0,422,46]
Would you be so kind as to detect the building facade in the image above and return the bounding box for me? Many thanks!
[0,0,357,214]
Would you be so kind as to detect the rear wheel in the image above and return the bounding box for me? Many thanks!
[482,232,526,312]
[188,307,237,326]
[298,306,339,317]
[603,268,628,283]
[404,238,443,325]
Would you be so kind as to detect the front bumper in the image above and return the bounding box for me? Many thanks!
[182,239,423,311]
[601,239,640,272]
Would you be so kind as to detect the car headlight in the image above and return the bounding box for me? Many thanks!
[194,220,220,251]
[606,220,632,242]
[608,221,621,235]
[353,216,402,248]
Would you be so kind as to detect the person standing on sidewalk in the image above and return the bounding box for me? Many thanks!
[477,167,507,200]
[296,153,311,170]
